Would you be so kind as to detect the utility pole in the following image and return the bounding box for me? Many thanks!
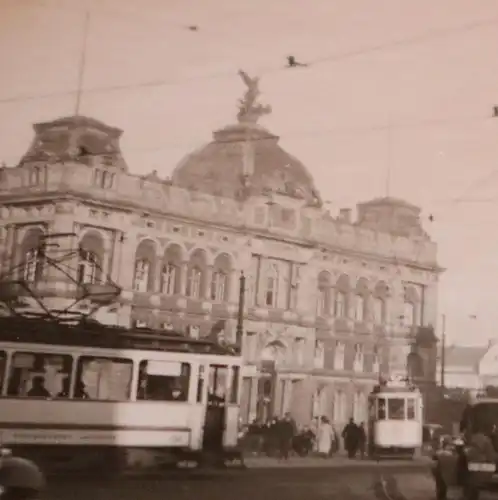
[440,313,446,389]
[74,10,90,116]
[235,271,246,351]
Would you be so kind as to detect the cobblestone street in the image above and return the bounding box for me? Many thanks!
[48,462,436,500]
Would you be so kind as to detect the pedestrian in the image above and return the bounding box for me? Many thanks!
[317,416,334,458]
[0,449,45,500]
[357,422,367,459]
[342,418,359,459]
[277,413,296,460]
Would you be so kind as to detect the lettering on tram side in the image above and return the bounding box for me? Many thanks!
[0,428,190,446]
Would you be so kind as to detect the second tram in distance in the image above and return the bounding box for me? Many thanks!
[367,377,424,459]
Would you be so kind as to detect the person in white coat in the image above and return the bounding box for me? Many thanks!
[317,416,334,457]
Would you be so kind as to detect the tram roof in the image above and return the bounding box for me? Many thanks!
[0,316,239,356]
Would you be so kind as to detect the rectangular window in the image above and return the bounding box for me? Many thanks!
[229,366,240,404]
[377,398,387,420]
[7,352,73,398]
[197,365,205,403]
[407,398,416,420]
[138,360,190,402]
[387,398,405,420]
[208,364,228,403]
[0,351,6,395]
[76,356,132,401]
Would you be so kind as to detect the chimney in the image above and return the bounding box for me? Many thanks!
[338,208,352,223]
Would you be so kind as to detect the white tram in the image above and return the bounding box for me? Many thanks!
[0,316,243,473]
[367,377,424,459]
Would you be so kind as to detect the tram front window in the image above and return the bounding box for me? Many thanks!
[77,356,132,401]
[378,398,387,419]
[138,360,190,402]
[7,352,73,398]
[387,398,405,420]
[208,365,228,405]
[407,398,416,420]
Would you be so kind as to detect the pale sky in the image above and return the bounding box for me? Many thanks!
[2,0,498,345]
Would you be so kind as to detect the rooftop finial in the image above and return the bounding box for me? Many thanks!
[237,70,271,124]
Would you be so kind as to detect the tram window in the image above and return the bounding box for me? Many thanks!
[208,364,228,404]
[137,360,190,402]
[76,356,132,401]
[197,365,205,403]
[387,398,405,420]
[407,398,416,420]
[0,351,6,394]
[7,352,73,398]
[378,398,387,420]
[229,366,240,404]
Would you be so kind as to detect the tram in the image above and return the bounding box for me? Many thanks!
[367,376,424,459]
[0,316,243,473]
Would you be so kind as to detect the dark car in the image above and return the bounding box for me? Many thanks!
[432,397,498,500]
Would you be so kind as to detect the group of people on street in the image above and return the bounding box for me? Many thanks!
[241,414,368,460]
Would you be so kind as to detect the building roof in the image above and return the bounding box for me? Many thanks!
[357,196,420,212]
[444,345,489,368]
[18,115,128,171]
[170,122,322,206]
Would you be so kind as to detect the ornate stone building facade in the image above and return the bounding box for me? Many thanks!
[0,74,442,428]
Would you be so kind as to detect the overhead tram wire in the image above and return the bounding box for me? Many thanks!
[1,13,498,105]
[2,109,495,170]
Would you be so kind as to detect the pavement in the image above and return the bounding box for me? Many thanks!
[243,454,432,468]
[47,461,437,500]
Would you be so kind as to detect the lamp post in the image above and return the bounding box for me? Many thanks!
[235,271,246,351]
[440,313,446,390]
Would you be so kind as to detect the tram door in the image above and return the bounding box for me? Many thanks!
[202,364,227,452]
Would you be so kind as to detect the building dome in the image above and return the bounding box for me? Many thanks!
[19,115,128,171]
[171,70,322,206]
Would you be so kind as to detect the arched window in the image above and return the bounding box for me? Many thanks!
[403,301,415,326]
[372,345,380,374]
[334,341,345,370]
[317,272,331,316]
[23,248,43,283]
[78,250,100,284]
[211,270,228,301]
[293,338,305,365]
[353,295,365,322]
[334,390,347,422]
[353,392,367,423]
[334,291,346,317]
[314,340,325,369]
[133,259,150,292]
[353,343,364,373]
[373,297,385,325]
[265,263,279,308]
[186,266,202,298]
[161,244,183,295]
[160,263,177,295]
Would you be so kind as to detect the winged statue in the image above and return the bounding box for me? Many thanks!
[237,70,272,124]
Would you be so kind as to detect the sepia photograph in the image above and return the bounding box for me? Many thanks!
[1,0,498,499]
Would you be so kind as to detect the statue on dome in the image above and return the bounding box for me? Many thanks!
[237,70,272,124]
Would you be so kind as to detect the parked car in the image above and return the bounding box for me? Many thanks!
[432,397,498,500]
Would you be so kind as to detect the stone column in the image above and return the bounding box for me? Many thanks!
[178,261,189,296]
[203,265,213,300]
[155,253,164,293]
